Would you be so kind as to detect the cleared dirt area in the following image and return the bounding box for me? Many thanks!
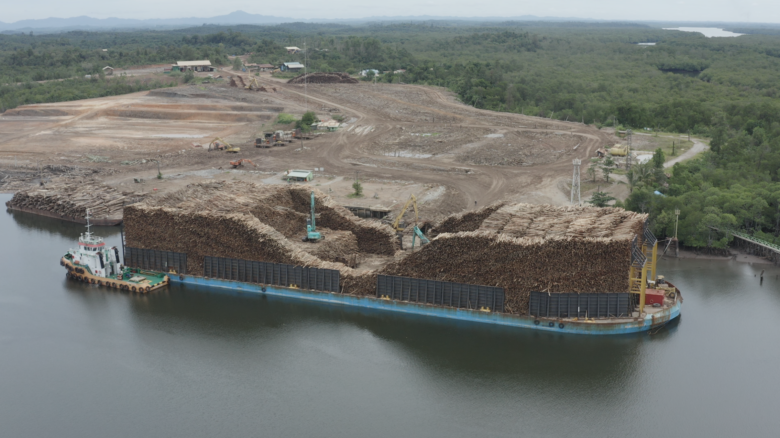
[0,70,615,221]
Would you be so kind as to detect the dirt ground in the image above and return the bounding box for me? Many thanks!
[0,69,616,222]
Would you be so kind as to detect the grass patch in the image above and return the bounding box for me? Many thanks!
[276,113,297,124]
[632,134,697,159]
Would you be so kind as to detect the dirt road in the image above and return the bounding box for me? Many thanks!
[665,139,709,168]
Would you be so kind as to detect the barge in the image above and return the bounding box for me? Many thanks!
[167,274,681,335]
[61,185,683,335]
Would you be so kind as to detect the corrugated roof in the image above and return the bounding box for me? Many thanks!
[284,62,305,68]
[176,60,212,67]
[288,170,312,178]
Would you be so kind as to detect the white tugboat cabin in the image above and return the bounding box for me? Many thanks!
[61,209,169,293]
[66,210,121,278]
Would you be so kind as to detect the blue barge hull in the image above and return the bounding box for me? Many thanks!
[169,274,681,335]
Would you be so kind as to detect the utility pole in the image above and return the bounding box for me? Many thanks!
[304,40,308,112]
[571,159,581,205]
[626,129,632,170]
[674,208,680,258]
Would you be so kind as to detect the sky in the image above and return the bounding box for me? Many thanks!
[2,1,778,24]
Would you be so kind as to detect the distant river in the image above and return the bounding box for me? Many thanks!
[664,27,744,37]
[2,193,780,437]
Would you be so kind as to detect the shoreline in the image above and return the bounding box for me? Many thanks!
[669,248,775,265]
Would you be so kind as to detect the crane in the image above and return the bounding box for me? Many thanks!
[392,194,429,249]
[208,137,240,153]
[302,191,322,242]
[392,194,419,232]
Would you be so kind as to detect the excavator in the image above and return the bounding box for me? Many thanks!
[392,194,429,249]
[245,77,260,90]
[302,191,322,242]
[208,137,240,153]
[230,158,257,169]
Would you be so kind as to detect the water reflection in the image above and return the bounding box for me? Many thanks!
[123,282,653,389]
[6,207,122,240]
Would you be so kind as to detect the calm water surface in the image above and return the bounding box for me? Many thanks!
[664,27,745,37]
[2,194,780,437]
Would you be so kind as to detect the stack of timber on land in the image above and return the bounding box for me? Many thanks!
[6,179,142,224]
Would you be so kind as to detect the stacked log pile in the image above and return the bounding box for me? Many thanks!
[5,179,142,223]
[384,204,648,315]
[288,72,358,84]
[123,181,395,297]
[430,202,506,236]
[288,188,399,255]
[290,229,359,263]
[123,180,647,314]
[383,232,635,314]
[142,181,399,255]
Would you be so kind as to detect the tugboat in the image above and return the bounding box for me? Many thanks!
[60,210,169,293]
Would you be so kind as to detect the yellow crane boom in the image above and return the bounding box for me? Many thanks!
[392,194,419,232]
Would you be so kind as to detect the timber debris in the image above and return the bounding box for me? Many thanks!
[288,72,358,84]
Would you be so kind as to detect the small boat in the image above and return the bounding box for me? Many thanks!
[60,210,168,293]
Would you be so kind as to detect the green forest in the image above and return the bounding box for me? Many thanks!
[2,22,780,248]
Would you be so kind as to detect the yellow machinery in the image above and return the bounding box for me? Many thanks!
[391,194,429,249]
[245,77,260,90]
[609,144,628,157]
[392,194,419,232]
[208,137,240,153]
[628,228,659,315]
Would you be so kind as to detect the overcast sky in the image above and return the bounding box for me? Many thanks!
[3,1,778,24]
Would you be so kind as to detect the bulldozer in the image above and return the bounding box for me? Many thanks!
[230,158,257,169]
[392,194,430,250]
[208,137,240,153]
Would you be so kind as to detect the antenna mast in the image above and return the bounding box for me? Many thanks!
[85,208,92,237]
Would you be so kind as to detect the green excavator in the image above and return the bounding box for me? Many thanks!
[303,191,322,242]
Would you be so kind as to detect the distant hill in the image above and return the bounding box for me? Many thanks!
[0,11,604,33]
[0,11,289,32]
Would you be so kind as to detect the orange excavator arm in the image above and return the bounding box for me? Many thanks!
[230,159,258,168]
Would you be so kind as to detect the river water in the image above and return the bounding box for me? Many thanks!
[2,193,780,437]
[664,27,745,38]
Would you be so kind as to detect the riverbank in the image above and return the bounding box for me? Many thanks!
[672,248,775,265]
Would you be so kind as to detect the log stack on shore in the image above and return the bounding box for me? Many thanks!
[5,179,143,225]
